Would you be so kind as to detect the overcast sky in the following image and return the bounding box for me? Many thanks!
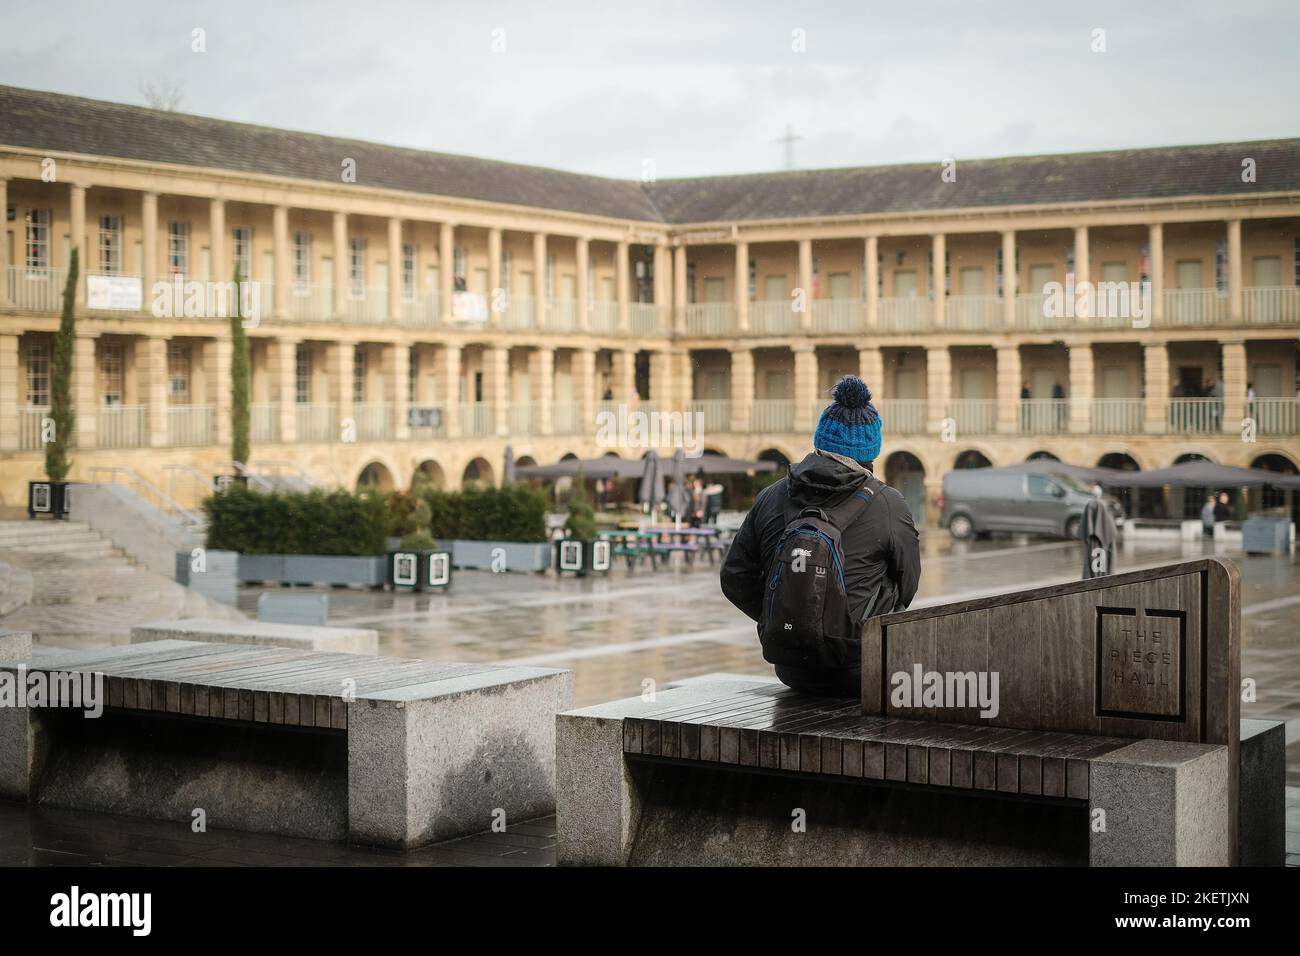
[2,0,1296,180]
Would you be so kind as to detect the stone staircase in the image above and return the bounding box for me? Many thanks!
[0,518,244,648]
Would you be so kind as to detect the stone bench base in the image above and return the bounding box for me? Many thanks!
[131,617,379,655]
[2,641,573,848]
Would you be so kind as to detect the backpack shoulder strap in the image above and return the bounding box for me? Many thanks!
[827,474,884,531]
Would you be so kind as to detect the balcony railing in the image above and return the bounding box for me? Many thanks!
[590,302,619,333]
[97,404,147,448]
[6,267,68,312]
[19,406,49,450]
[629,303,665,336]
[946,295,1002,331]
[351,402,391,441]
[812,299,862,334]
[288,284,333,322]
[344,289,388,324]
[552,401,581,435]
[749,300,798,335]
[460,402,495,437]
[508,403,537,436]
[878,399,926,434]
[947,399,997,434]
[690,399,731,433]
[251,403,280,443]
[878,297,930,332]
[684,303,734,336]
[1243,287,1300,325]
[549,299,578,332]
[504,295,534,330]
[1164,289,1227,326]
[750,399,795,433]
[1092,399,1143,435]
[295,403,337,443]
[1249,398,1300,435]
[1014,293,1054,329]
[1169,397,1220,434]
[1019,398,1068,434]
[167,404,216,447]
[401,290,440,327]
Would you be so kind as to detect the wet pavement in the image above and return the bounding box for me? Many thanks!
[4,534,1299,865]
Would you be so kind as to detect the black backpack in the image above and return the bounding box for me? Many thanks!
[758,475,881,669]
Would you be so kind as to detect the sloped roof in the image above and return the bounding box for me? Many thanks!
[1,85,1296,226]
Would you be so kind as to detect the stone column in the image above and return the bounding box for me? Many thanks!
[1073,225,1090,319]
[141,192,158,308]
[1068,343,1093,434]
[797,238,813,330]
[648,351,671,410]
[857,346,883,396]
[1226,219,1242,324]
[654,243,670,331]
[533,232,547,330]
[930,232,946,328]
[530,347,555,435]
[144,336,169,448]
[332,211,348,320]
[611,349,636,403]
[574,348,597,434]
[439,222,454,325]
[0,333,18,450]
[729,348,753,433]
[996,345,1021,434]
[488,346,510,437]
[1222,339,1246,433]
[1001,230,1016,328]
[792,344,818,433]
[575,237,590,332]
[1142,342,1168,434]
[73,333,96,449]
[208,197,225,282]
[926,346,951,434]
[864,235,879,328]
[213,336,233,448]
[487,227,502,327]
[673,245,687,334]
[616,239,630,334]
[273,204,290,320]
[275,337,298,444]
[1149,223,1164,327]
[385,343,410,441]
[0,179,8,307]
[328,339,355,441]
[70,185,87,307]
[440,345,460,438]
[734,240,749,332]
[387,217,403,323]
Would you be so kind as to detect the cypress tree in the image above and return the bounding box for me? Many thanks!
[45,248,79,482]
[230,263,251,466]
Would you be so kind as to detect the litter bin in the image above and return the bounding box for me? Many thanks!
[1241,517,1290,555]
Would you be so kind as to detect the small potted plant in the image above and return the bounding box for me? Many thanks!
[554,471,610,577]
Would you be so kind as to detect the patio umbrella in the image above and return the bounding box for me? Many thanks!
[515,456,644,480]
[502,445,516,484]
[638,451,665,513]
[680,454,778,477]
[666,448,690,519]
[1118,460,1287,489]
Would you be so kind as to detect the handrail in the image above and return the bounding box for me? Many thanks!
[89,466,205,529]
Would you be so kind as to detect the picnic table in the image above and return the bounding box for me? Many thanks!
[600,526,728,570]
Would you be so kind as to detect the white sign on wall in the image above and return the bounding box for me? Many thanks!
[86,274,143,311]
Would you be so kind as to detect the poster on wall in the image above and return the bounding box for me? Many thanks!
[86,274,143,311]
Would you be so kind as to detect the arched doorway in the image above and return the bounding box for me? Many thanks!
[885,451,926,524]
[1097,452,1141,517]
[1173,452,1212,519]
[954,450,991,470]
[462,457,494,487]
[1027,450,1060,462]
[356,461,395,493]
[1251,453,1299,524]
[412,459,446,490]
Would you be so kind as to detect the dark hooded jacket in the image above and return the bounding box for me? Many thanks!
[720,452,921,668]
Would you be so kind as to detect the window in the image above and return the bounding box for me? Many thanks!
[686,262,696,303]
[452,246,466,282]
[168,222,190,275]
[402,243,416,300]
[99,215,123,273]
[99,341,123,405]
[25,209,51,270]
[500,249,511,295]
[1215,239,1227,293]
[1251,256,1281,287]
[167,342,191,403]
[295,345,311,404]
[408,349,418,404]
[232,226,253,279]
[349,238,366,295]
[1294,238,1300,286]
[293,232,312,288]
[1101,262,1128,283]
[352,346,367,403]
[1027,475,1062,498]
[26,340,49,405]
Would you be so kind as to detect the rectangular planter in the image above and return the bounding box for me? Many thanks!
[553,539,612,577]
[449,540,551,573]
[174,549,239,606]
[27,480,70,519]
[236,553,384,587]
[386,550,453,590]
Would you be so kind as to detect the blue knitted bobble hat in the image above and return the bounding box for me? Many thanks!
[813,375,882,463]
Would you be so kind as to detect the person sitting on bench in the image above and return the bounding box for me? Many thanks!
[720,375,921,697]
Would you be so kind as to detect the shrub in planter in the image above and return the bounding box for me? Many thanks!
[419,483,548,543]
[205,486,387,556]
[387,529,452,591]
[555,472,609,576]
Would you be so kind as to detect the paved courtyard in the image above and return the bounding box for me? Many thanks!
[3,534,1299,865]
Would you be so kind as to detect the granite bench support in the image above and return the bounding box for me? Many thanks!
[558,557,1283,866]
[1,640,572,848]
[130,617,379,654]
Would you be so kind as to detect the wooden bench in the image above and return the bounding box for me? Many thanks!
[556,557,1285,866]
[0,640,572,848]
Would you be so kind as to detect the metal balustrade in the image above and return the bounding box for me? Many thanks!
[1091,399,1144,435]
[7,267,68,312]
[878,399,926,434]
[167,404,216,447]
[683,303,734,336]
[1164,289,1227,326]
[750,399,795,433]
[351,402,392,441]
[508,403,537,436]
[294,403,337,443]
[97,405,147,448]
[689,399,731,433]
[945,295,1001,330]
[629,303,664,336]
[1169,397,1221,434]
[552,401,581,435]
[1248,398,1300,435]
[947,399,997,434]
[749,300,798,335]
[1019,399,1068,434]
[1242,287,1300,325]
[460,402,495,437]
[549,299,578,332]
[250,403,280,443]
[878,297,930,332]
[811,299,862,333]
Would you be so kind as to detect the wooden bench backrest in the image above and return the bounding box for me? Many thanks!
[862,557,1240,747]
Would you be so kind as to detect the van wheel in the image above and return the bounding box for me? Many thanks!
[949,514,974,540]
[1064,516,1081,540]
